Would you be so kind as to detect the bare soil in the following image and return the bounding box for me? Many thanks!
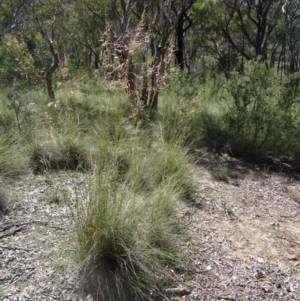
[1,157,300,301]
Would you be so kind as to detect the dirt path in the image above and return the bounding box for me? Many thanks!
[0,159,300,301]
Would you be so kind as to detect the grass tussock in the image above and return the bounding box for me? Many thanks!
[0,134,29,179]
[30,133,92,173]
[74,135,196,300]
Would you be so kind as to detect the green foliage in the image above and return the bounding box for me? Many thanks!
[218,153,230,182]
[3,0,300,293]
[0,134,29,179]
[124,138,195,197]
[223,62,296,159]
[30,135,91,173]
[157,59,300,168]
[3,80,195,300]
[53,79,197,298]
[157,72,203,148]
[167,71,199,100]
[5,89,39,132]
[0,34,37,84]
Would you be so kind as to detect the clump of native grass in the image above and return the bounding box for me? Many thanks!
[0,75,132,176]
[28,78,130,173]
[74,127,196,300]
[0,88,37,179]
[0,134,29,179]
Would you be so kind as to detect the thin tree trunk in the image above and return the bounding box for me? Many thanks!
[141,50,148,106]
[126,55,136,101]
[46,53,59,99]
[35,15,59,100]
[149,51,161,109]
[175,12,184,70]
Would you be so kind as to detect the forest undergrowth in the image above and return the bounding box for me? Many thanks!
[0,64,300,300]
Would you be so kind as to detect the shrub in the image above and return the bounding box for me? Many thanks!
[166,62,300,166]
[0,34,37,84]
[221,61,299,160]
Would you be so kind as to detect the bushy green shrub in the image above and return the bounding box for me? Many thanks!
[165,61,300,165]
[1,34,37,84]
[223,61,298,160]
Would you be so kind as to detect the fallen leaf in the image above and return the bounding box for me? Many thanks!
[286,249,300,261]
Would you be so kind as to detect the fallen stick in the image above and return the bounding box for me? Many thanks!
[216,296,236,301]
[276,235,300,245]
[164,287,191,296]
[0,244,31,252]
[0,227,23,239]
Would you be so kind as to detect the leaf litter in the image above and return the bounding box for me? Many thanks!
[0,157,300,300]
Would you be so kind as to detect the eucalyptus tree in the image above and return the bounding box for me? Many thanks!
[0,0,28,34]
[172,0,196,70]
[1,0,198,103]
[0,0,74,95]
[189,0,226,75]
[219,0,283,64]
[278,0,300,71]
[71,0,110,69]
[29,0,73,98]
[0,0,38,82]
[190,0,285,76]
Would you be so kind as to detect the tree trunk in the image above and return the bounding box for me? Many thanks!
[175,12,184,70]
[46,53,59,99]
[149,48,163,110]
[141,50,148,107]
[150,63,159,109]
[94,53,100,69]
[126,55,136,102]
